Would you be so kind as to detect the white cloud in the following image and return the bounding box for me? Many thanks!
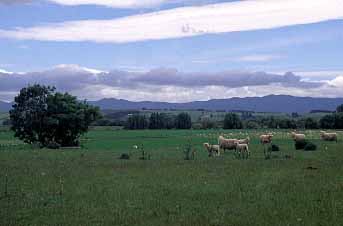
[235,54,280,62]
[53,64,107,74]
[2,64,343,102]
[328,76,343,88]
[1,0,342,43]
[47,0,169,8]
[0,69,13,74]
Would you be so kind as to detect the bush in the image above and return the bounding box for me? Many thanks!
[295,140,308,150]
[304,143,317,151]
[268,144,280,152]
[119,153,130,160]
[46,141,61,149]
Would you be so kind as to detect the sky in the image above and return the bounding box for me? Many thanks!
[0,0,343,102]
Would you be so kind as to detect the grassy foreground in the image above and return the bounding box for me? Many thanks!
[0,128,342,226]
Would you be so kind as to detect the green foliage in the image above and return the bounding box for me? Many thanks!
[278,118,297,129]
[336,104,343,113]
[125,114,148,130]
[334,113,343,129]
[304,117,319,129]
[304,143,317,151]
[9,84,100,147]
[244,120,260,129]
[175,112,192,129]
[320,114,336,129]
[223,113,243,129]
[149,112,166,129]
[200,116,216,129]
[295,140,308,150]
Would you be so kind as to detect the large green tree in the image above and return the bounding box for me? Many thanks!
[10,84,100,148]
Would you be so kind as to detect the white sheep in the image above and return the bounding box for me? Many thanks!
[218,135,238,152]
[260,134,273,145]
[238,137,250,145]
[234,141,250,158]
[290,132,306,142]
[203,143,220,157]
[320,131,338,142]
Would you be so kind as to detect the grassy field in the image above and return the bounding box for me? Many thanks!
[0,127,342,226]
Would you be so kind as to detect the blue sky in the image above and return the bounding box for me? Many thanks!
[0,0,343,102]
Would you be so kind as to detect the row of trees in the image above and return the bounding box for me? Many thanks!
[123,111,343,130]
[125,112,192,130]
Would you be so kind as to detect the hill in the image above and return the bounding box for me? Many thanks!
[88,95,343,113]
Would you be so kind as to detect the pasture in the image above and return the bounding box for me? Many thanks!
[0,127,342,226]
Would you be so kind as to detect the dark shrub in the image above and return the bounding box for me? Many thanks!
[268,144,280,152]
[119,153,130,160]
[304,143,317,151]
[46,141,61,149]
[295,140,308,150]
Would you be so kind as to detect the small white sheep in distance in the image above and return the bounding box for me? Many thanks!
[203,143,220,157]
[234,141,250,158]
[320,131,338,142]
[260,134,273,145]
[290,132,306,142]
[238,137,250,145]
[218,135,238,152]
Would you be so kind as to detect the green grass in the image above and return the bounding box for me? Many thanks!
[0,128,342,226]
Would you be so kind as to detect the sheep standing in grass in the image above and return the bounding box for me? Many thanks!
[238,137,250,145]
[290,132,306,142]
[320,131,338,142]
[203,143,220,157]
[218,136,238,152]
[260,134,273,145]
[234,141,250,158]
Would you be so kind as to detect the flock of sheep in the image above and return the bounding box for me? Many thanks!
[203,131,338,158]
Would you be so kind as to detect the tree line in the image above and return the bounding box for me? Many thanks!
[125,112,192,130]
[123,106,343,130]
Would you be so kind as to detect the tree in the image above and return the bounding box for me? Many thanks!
[336,104,343,113]
[125,114,148,130]
[149,112,165,129]
[334,113,343,129]
[175,112,192,129]
[304,117,319,129]
[319,114,336,129]
[10,84,100,147]
[200,116,216,129]
[223,113,243,129]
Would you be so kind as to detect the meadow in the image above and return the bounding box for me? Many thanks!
[0,127,342,226]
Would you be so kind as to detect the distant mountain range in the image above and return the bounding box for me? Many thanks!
[89,95,343,113]
[1,95,343,113]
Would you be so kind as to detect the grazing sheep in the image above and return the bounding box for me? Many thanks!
[203,143,220,157]
[238,137,250,145]
[234,141,250,158]
[218,136,238,152]
[320,131,338,142]
[290,132,306,142]
[260,134,273,145]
